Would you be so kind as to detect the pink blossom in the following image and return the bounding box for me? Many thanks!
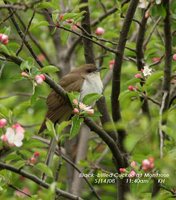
[29,157,37,164]
[109,60,115,70]
[34,151,40,157]
[0,118,7,128]
[37,54,45,62]
[0,34,9,45]
[35,74,45,85]
[134,73,142,79]
[119,168,126,173]
[21,72,29,77]
[12,123,25,134]
[86,109,94,115]
[130,161,137,168]
[141,157,154,171]
[173,54,176,61]
[73,99,78,105]
[66,19,74,24]
[1,134,7,142]
[71,23,80,31]
[95,27,105,36]
[4,124,25,147]
[145,10,150,19]
[28,152,40,165]
[152,57,161,62]
[79,103,94,115]
[73,108,79,114]
[128,170,136,178]
[59,14,64,21]
[128,85,137,91]
[79,102,87,110]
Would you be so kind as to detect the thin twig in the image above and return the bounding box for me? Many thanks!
[159,91,168,158]
[8,184,32,198]
[56,25,118,54]
[0,11,15,26]
[144,17,161,49]
[16,11,35,56]
[15,12,53,64]
[4,4,44,68]
[0,61,6,78]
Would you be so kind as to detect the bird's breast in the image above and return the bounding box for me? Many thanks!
[80,72,103,100]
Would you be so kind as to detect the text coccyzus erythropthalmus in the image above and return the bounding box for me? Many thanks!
[38,64,103,133]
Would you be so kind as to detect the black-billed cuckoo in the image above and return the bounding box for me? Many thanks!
[38,63,103,133]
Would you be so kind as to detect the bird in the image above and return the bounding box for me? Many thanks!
[38,63,103,133]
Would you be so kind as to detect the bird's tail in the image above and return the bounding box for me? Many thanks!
[38,118,47,134]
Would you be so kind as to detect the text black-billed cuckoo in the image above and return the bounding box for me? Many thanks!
[39,64,103,133]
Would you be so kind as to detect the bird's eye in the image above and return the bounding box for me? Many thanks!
[87,68,93,73]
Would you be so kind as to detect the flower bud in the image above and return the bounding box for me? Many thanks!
[173,54,176,61]
[21,72,29,77]
[35,74,45,85]
[134,73,142,79]
[109,60,115,70]
[0,118,7,128]
[95,27,105,36]
[0,34,9,45]
[34,151,40,158]
[119,168,126,173]
[128,85,136,91]
[129,170,136,177]
[73,108,79,114]
[73,99,78,105]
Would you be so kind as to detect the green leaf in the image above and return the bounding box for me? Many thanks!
[0,44,10,54]
[13,101,30,117]
[30,21,49,31]
[35,163,53,177]
[37,2,56,9]
[4,27,11,35]
[30,86,40,105]
[4,153,22,162]
[62,12,86,21]
[82,93,102,105]
[46,119,57,138]
[56,121,70,135]
[0,105,10,118]
[70,116,83,139]
[119,90,139,102]
[13,160,26,168]
[144,71,163,87]
[68,92,80,105]
[41,65,59,73]
[20,60,32,71]
[151,4,166,18]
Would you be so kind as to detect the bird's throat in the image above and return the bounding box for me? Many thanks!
[80,72,103,100]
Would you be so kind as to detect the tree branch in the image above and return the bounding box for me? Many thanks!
[136,7,150,118]
[79,0,95,63]
[111,0,139,123]
[162,0,172,111]
[0,162,83,200]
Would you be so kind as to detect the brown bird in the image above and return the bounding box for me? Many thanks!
[38,64,103,133]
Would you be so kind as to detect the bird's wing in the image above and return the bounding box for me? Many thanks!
[38,74,85,133]
[46,73,85,110]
